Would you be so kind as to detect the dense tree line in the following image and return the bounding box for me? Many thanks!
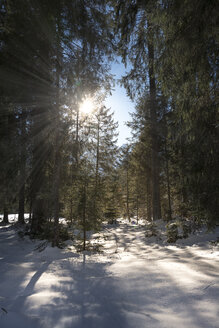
[0,0,218,248]
[111,0,218,226]
[0,0,117,247]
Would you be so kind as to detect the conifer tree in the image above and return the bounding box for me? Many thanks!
[155,0,218,223]
[0,0,114,242]
[111,0,162,220]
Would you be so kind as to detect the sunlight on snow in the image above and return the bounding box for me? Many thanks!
[157,260,210,288]
[0,219,218,328]
[26,290,66,310]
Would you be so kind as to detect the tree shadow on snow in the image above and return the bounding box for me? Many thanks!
[7,251,128,328]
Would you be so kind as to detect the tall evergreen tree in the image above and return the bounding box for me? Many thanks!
[111,0,162,220]
[155,0,219,223]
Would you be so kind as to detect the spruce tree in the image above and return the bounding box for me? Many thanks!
[111,0,162,220]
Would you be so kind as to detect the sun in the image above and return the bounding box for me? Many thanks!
[80,98,94,115]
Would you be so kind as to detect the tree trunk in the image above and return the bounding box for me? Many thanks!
[126,167,130,222]
[93,116,100,226]
[52,13,62,247]
[18,183,25,224]
[147,22,161,220]
[95,117,100,194]
[69,103,80,224]
[3,204,9,224]
[53,134,61,246]
[31,198,46,235]
[146,173,152,221]
[136,195,139,224]
[165,142,172,219]
[18,110,26,224]
[30,120,46,235]
[83,184,87,251]
[29,200,32,222]
[76,105,79,166]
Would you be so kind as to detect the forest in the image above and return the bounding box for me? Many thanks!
[0,1,218,327]
[0,0,218,245]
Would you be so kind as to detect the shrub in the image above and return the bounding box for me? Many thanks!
[182,221,192,238]
[145,222,157,237]
[166,222,178,243]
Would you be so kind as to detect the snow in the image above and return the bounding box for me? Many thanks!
[0,219,218,328]
[0,214,30,223]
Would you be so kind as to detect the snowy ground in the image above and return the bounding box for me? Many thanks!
[0,219,218,328]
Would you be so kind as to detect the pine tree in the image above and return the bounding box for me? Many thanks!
[111,0,162,220]
[84,103,119,229]
[155,0,218,224]
[0,0,115,241]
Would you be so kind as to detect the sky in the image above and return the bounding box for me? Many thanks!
[104,59,135,146]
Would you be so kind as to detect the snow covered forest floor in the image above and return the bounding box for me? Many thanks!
[0,218,218,328]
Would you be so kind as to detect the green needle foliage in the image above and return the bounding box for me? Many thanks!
[0,0,218,246]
